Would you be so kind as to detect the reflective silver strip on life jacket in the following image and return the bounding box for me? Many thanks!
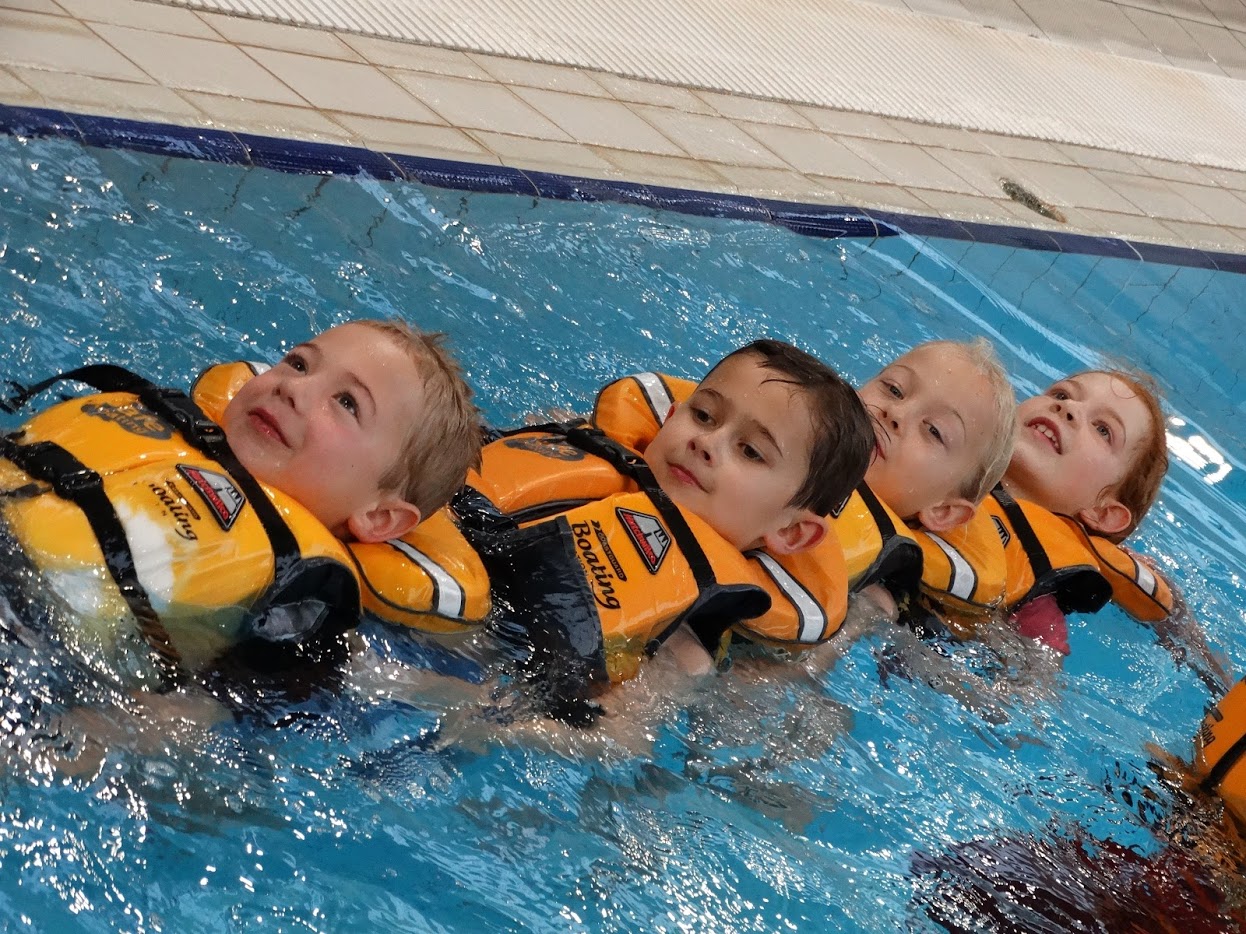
[928,534,977,601]
[631,372,674,425]
[386,538,466,620]
[748,550,826,643]
[1131,554,1158,597]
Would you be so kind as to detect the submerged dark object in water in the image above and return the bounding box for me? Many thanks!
[910,831,1245,933]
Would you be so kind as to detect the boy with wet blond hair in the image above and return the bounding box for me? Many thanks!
[860,338,1017,533]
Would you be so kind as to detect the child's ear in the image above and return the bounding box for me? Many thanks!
[345,498,422,543]
[916,498,976,533]
[1077,498,1131,537]
[762,512,828,555]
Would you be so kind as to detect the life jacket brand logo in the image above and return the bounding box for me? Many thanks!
[992,516,1011,548]
[145,479,202,541]
[81,401,173,440]
[177,465,245,530]
[503,435,585,461]
[617,508,670,574]
[571,519,622,610]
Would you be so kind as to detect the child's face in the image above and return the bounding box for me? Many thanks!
[859,343,995,524]
[222,323,423,536]
[644,353,816,550]
[1006,372,1150,523]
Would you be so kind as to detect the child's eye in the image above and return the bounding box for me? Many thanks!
[926,422,944,444]
[1095,422,1111,440]
[283,353,307,373]
[741,443,764,463]
[336,392,359,417]
[886,381,903,399]
[1051,389,1069,400]
[690,406,712,424]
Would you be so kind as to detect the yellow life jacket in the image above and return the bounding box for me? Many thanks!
[985,486,1171,622]
[1192,677,1246,829]
[589,374,849,648]
[460,414,848,693]
[0,363,487,686]
[910,509,1008,631]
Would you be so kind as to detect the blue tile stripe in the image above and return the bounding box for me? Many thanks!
[3,103,1243,271]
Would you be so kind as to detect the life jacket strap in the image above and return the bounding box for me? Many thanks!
[0,433,186,687]
[991,485,1053,578]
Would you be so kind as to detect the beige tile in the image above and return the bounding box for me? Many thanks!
[1051,142,1146,174]
[957,0,1042,34]
[593,147,726,186]
[884,119,995,153]
[198,12,364,59]
[1181,18,1246,75]
[1125,7,1224,71]
[342,35,490,79]
[908,187,1026,224]
[1016,0,1150,48]
[1163,179,1246,227]
[587,72,716,114]
[1204,0,1246,31]
[246,47,438,118]
[0,0,65,13]
[694,90,813,128]
[711,163,845,201]
[1073,207,1183,243]
[792,106,911,142]
[807,176,934,213]
[1093,171,1215,222]
[0,9,148,80]
[388,70,568,138]
[1155,218,1246,251]
[57,0,218,38]
[1127,153,1217,185]
[837,136,980,192]
[901,0,972,20]
[11,66,200,120]
[627,106,787,168]
[471,130,618,174]
[90,23,303,102]
[1199,164,1246,193]
[331,112,490,159]
[0,65,45,104]
[470,54,609,96]
[1101,36,1169,63]
[512,87,681,155]
[980,134,1072,163]
[181,91,355,143]
[740,122,886,177]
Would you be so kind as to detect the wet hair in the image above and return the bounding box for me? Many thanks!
[929,339,1018,504]
[709,339,873,517]
[1079,367,1168,542]
[356,319,482,519]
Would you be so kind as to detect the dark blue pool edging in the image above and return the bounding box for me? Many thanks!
[5,103,1245,274]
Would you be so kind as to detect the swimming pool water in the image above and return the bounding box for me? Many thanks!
[2,124,1245,932]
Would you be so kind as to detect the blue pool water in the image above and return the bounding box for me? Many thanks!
[2,116,1246,932]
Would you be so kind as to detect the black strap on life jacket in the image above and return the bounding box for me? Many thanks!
[991,485,1052,579]
[1,365,305,686]
[1201,727,1246,795]
[486,422,728,654]
[990,485,1110,614]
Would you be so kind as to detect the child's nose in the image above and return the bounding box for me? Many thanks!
[688,431,716,461]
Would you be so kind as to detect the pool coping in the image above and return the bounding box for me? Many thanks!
[7,101,1243,275]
